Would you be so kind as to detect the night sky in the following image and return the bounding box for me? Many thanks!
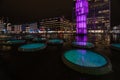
[0,0,73,24]
[0,0,120,26]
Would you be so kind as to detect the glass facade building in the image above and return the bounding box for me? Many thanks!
[39,17,72,32]
[73,0,111,33]
[75,0,89,34]
[87,0,110,32]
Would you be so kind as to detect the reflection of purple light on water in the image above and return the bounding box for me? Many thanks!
[78,50,86,65]
[81,49,86,55]
[76,35,87,42]
[77,42,86,46]
[82,56,85,65]
[76,35,87,46]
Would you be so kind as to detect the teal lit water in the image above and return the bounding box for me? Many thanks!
[111,44,120,48]
[19,43,46,49]
[25,35,34,39]
[64,50,107,67]
[72,42,94,47]
[7,40,25,44]
[33,38,46,41]
[48,39,63,43]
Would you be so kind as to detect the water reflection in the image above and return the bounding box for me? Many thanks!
[65,49,107,67]
[75,35,88,46]
[76,35,87,42]
[1,33,119,44]
[39,33,120,45]
[0,33,118,80]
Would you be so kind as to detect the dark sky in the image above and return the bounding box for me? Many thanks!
[0,0,120,26]
[0,0,73,24]
[111,0,120,26]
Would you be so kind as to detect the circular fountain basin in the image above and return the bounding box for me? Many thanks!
[47,39,63,46]
[72,42,94,49]
[18,43,46,52]
[111,43,120,51]
[62,49,112,75]
[33,38,47,42]
[6,40,26,45]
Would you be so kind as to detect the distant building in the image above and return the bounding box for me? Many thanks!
[73,0,111,33]
[9,22,38,34]
[0,23,5,33]
[0,17,12,33]
[112,25,120,33]
[0,17,5,33]
[13,24,22,33]
[28,22,38,33]
[39,17,73,32]
[6,23,12,33]
[87,0,110,32]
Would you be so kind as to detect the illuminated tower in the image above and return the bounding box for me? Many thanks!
[75,0,89,34]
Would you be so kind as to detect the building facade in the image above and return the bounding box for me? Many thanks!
[73,0,111,33]
[0,17,5,33]
[39,17,73,32]
[75,0,89,34]
[87,0,110,33]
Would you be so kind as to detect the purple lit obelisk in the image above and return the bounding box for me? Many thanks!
[76,0,88,34]
[76,35,87,46]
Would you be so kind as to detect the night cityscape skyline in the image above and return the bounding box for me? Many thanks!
[0,0,120,26]
[0,0,120,80]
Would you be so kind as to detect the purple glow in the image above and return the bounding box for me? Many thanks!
[76,35,87,42]
[76,35,87,46]
[76,0,89,34]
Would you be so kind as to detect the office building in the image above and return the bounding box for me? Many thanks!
[39,17,73,32]
[87,0,110,33]
[73,0,111,33]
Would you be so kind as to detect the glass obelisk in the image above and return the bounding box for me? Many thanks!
[75,0,89,34]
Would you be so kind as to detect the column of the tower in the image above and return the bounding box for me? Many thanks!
[75,0,88,34]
